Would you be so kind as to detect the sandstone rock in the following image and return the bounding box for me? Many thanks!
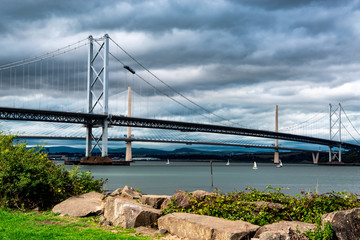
[251,201,283,212]
[161,197,172,210]
[103,197,161,228]
[158,212,259,240]
[253,221,316,239]
[109,188,122,197]
[141,194,172,209]
[191,190,212,200]
[52,191,105,217]
[121,185,142,199]
[172,191,191,209]
[322,208,360,240]
[256,229,308,240]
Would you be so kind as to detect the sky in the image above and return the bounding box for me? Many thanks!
[1,0,360,150]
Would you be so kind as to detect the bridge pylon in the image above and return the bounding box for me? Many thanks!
[125,86,132,162]
[274,105,280,164]
[329,103,342,162]
[85,34,109,158]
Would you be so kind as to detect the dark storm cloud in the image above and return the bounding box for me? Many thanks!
[1,0,360,134]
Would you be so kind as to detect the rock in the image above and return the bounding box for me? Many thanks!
[109,188,122,197]
[251,201,284,212]
[135,226,159,237]
[158,212,259,240]
[161,197,172,210]
[121,185,142,199]
[322,208,360,240]
[141,194,172,209]
[172,190,191,209]
[191,190,212,200]
[52,191,105,217]
[103,197,161,228]
[253,221,316,239]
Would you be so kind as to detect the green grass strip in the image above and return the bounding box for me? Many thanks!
[0,209,150,240]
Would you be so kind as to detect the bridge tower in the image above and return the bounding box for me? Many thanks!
[85,34,109,158]
[274,105,280,164]
[329,103,342,162]
[125,86,132,161]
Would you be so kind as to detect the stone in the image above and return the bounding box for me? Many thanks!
[251,201,283,212]
[191,190,212,200]
[109,188,122,197]
[52,191,105,217]
[322,208,360,240]
[253,221,316,239]
[135,226,159,237]
[141,194,172,209]
[121,185,142,199]
[103,197,161,228]
[172,190,191,209]
[158,212,259,240]
[161,197,172,210]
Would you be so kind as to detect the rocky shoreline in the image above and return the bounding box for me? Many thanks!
[52,186,360,240]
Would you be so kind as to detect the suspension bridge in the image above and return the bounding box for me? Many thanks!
[0,34,359,164]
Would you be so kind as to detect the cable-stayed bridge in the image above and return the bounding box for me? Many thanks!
[1,34,360,163]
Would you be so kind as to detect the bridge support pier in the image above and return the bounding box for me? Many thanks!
[312,152,319,164]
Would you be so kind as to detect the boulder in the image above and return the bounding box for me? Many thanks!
[171,190,191,209]
[52,191,105,217]
[121,185,142,199]
[251,201,283,212]
[158,212,259,240]
[103,197,161,228]
[109,188,122,197]
[253,221,316,239]
[141,194,172,209]
[161,197,172,210]
[322,208,360,240]
[191,190,212,200]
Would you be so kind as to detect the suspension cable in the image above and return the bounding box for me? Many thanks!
[109,37,245,127]
[341,105,360,138]
[0,39,88,71]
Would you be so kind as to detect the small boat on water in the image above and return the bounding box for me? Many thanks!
[226,159,230,166]
[166,159,170,165]
[276,160,283,168]
[253,161,258,169]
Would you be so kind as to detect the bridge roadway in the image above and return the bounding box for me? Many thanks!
[1,107,359,151]
[17,135,327,152]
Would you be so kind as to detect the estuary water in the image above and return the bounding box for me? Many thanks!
[74,161,360,196]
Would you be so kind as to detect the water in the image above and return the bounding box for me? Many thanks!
[75,161,360,196]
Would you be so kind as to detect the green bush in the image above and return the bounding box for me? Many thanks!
[0,132,107,210]
[163,186,360,227]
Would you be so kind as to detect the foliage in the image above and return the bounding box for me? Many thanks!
[163,185,360,228]
[0,132,107,210]
[0,208,149,240]
[303,222,334,240]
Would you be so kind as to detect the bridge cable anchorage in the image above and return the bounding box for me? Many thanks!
[109,37,245,128]
[0,39,88,71]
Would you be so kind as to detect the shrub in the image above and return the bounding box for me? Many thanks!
[163,186,360,227]
[0,132,107,210]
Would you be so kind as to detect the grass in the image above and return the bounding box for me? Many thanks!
[0,208,151,240]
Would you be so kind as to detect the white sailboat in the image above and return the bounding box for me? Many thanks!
[166,159,170,165]
[226,159,230,166]
[252,161,258,169]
